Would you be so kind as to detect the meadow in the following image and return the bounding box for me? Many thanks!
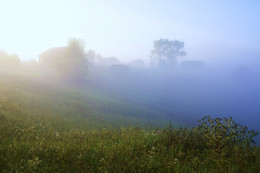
[0,73,259,172]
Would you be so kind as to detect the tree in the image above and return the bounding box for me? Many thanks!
[39,39,88,82]
[86,49,96,66]
[57,39,88,82]
[150,38,187,67]
[0,51,20,69]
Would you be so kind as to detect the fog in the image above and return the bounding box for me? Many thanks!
[88,56,260,127]
[1,0,260,144]
[1,38,260,146]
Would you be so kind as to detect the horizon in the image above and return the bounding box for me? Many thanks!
[0,0,259,63]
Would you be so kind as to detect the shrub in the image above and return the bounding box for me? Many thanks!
[195,115,259,156]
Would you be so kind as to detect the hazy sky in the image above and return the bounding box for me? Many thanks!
[0,0,259,62]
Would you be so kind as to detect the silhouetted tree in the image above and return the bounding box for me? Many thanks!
[58,39,88,82]
[39,39,88,82]
[151,38,187,67]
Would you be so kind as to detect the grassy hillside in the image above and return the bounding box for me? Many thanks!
[0,74,259,172]
[0,73,167,128]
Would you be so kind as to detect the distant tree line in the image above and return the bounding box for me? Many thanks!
[1,38,189,81]
[0,51,20,69]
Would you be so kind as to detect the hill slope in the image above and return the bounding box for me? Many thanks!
[0,73,167,129]
[0,74,259,172]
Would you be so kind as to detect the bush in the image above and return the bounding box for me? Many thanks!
[195,115,259,156]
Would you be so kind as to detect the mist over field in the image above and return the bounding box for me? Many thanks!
[1,45,260,132]
[84,52,260,132]
[1,0,260,172]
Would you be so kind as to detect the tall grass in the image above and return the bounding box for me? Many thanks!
[1,108,259,172]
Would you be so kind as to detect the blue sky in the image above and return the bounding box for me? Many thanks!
[0,0,259,62]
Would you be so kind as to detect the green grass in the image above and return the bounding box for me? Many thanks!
[0,74,259,172]
[0,73,167,128]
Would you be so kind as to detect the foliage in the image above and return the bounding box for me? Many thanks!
[151,38,186,67]
[195,116,259,154]
[86,49,97,66]
[38,39,88,82]
[0,51,20,69]
[57,39,88,82]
